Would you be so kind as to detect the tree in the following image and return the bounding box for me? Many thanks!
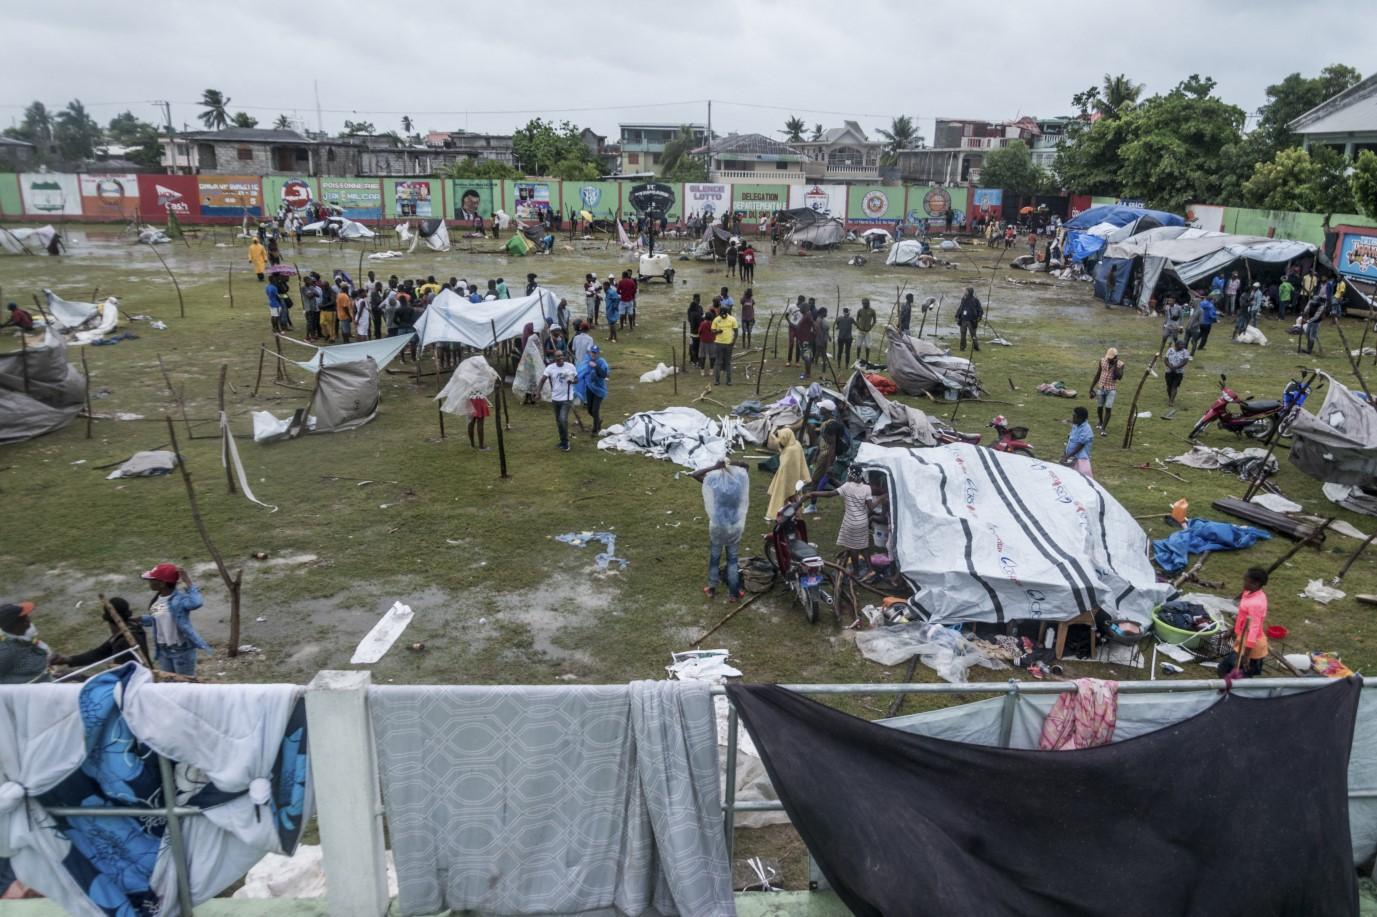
[444,158,522,180]
[106,111,163,168]
[1097,73,1143,119]
[1351,150,1377,220]
[1306,144,1360,213]
[780,116,806,143]
[273,114,293,130]
[401,115,414,135]
[199,89,231,130]
[53,99,102,160]
[876,115,922,164]
[1243,147,1325,211]
[4,101,54,146]
[662,155,709,183]
[552,158,601,181]
[511,117,597,176]
[231,112,259,129]
[342,119,376,136]
[658,124,701,174]
[978,140,1046,195]
[810,123,824,142]
[1255,64,1363,156]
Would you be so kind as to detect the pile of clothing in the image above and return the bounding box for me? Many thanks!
[1155,599,1217,632]
[1037,381,1078,398]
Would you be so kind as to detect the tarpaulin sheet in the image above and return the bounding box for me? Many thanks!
[727,679,1362,917]
[412,288,559,349]
[43,289,100,330]
[1105,226,1317,288]
[1151,518,1272,572]
[598,407,729,469]
[312,359,379,433]
[291,334,413,373]
[1288,373,1377,485]
[1064,204,1184,231]
[884,328,979,399]
[855,442,1169,624]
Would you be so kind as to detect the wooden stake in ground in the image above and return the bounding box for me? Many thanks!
[1241,370,1315,501]
[691,590,766,646]
[671,345,678,395]
[227,263,234,310]
[490,320,510,478]
[1120,351,1161,449]
[755,313,776,396]
[164,416,243,657]
[145,241,185,318]
[1265,517,1333,576]
[218,364,236,495]
[1333,528,1377,585]
[80,348,92,439]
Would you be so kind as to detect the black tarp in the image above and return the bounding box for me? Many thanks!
[727,680,1361,917]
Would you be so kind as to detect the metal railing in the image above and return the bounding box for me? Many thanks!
[712,677,1376,859]
[710,169,806,183]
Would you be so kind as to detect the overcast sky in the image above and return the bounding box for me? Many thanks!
[3,0,1366,142]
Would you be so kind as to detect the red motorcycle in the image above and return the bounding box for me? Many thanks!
[988,415,1034,457]
[764,485,828,624]
[1189,374,1313,441]
[933,426,982,446]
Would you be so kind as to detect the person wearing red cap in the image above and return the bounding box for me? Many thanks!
[139,563,209,676]
[0,601,53,684]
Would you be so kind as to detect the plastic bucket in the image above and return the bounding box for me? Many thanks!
[1151,608,1222,649]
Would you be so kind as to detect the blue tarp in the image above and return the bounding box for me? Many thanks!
[1064,232,1107,263]
[1065,205,1185,232]
[1093,257,1135,304]
[1152,519,1272,572]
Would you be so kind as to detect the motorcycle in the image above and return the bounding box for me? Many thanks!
[987,415,1034,457]
[764,482,829,624]
[933,425,982,447]
[1189,373,1314,441]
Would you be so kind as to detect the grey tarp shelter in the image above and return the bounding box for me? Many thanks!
[884,327,980,399]
[1288,373,1377,486]
[0,329,85,444]
[311,358,380,433]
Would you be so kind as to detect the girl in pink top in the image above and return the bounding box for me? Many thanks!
[1229,567,1269,678]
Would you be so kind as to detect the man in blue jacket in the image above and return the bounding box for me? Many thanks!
[140,563,210,676]
[1190,293,1218,355]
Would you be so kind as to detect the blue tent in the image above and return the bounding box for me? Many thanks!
[1064,205,1185,264]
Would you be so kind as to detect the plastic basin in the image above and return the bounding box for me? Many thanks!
[1151,608,1222,649]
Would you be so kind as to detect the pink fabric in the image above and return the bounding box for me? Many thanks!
[1038,678,1118,751]
[1073,458,1093,479]
[1234,589,1268,649]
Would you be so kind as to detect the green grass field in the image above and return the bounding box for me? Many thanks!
[3,223,1374,696]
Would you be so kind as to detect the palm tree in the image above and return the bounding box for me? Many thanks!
[1096,74,1143,119]
[401,115,414,135]
[20,101,53,143]
[659,124,701,174]
[810,123,824,142]
[876,115,921,163]
[199,89,231,130]
[231,112,258,129]
[273,114,292,130]
[780,116,806,143]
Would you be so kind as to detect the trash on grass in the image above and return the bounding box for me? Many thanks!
[666,649,741,681]
[350,601,414,664]
[1302,579,1346,604]
[555,531,628,570]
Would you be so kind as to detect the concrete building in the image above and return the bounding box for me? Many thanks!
[616,123,710,175]
[901,117,1045,184]
[161,128,515,177]
[0,136,37,170]
[699,133,807,184]
[419,130,515,165]
[1031,117,1072,172]
[793,121,884,181]
[1291,73,1377,159]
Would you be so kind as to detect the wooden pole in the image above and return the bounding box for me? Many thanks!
[1120,351,1161,449]
[218,364,236,495]
[80,348,92,439]
[98,592,154,670]
[1333,528,1377,585]
[252,347,266,397]
[227,263,234,310]
[157,353,195,439]
[755,313,776,396]
[1266,517,1333,576]
[164,416,242,658]
[1330,315,1372,402]
[671,346,678,395]
[1241,370,1316,501]
[490,320,509,478]
[691,590,766,647]
[681,320,688,375]
[145,241,185,318]
[30,293,55,327]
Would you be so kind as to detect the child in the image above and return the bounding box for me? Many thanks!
[468,392,491,451]
[1221,567,1269,678]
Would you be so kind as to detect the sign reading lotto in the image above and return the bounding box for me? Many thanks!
[19,173,81,216]
[137,174,200,220]
[731,184,788,218]
[1338,233,1377,280]
[320,178,383,221]
[789,183,846,218]
[197,176,263,219]
[684,183,731,221]
[79,174,140,219]
[846,185,903,226]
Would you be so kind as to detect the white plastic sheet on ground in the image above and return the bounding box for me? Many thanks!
[855,621,1008,682]
[350,601,414,664]
[1235,325,1268,346]
[291,334,413,373]
[43,289,103,331]
[71,298,120,344]
[857,442,1169,625]
[639,362,677,383]
[412,287,559,349]
[598,406,730,469]
[232,845,400,900]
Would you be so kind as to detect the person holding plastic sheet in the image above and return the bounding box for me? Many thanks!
[691,459,751,601]
[575,344,610,436]
[139,563,209,677]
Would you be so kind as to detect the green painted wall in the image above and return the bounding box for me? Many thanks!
[0,174,21,216]
[846,185,904,222]
[563,181,621,220]
[447,179,500,222]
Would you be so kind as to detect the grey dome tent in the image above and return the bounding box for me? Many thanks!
[0,330,85,444]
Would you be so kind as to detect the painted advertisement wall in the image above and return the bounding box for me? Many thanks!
[845,185,903,226]
[504,180,559,221]
[19,172,81,216]
[970,188,1003,222]
[445,179,497,224]
[684,183,732,222]
[788,183,846,218]
[78,174,141,220]
[564,181,621,219]
[906,184,967,228]
[731,183,789,218]
[196,175,263,220]
[137,174,200,221]
[262,176,317,215]
[384,178,439,218]
[320,178,382,221]
[1337,232,1377,280]
[0,175,22,216]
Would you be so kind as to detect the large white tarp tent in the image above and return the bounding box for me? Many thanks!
[1104,226,1316,310]
[289,335,413,373]
[886,240,935,267]
[0,225,56,255]
[302,216,375,239]
[412,287,560,348]
[856,442,1169,625]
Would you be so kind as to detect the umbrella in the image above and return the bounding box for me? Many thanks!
[266,264,297,276]
[1019,206,1034,214]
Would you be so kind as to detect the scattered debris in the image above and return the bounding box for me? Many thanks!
[666,649,741,681]
[1302,580,1346,605]
[350,601,415,664]
[638,362,678,384]
[555,531,628,570]
[1036,381,1077,398]
[105,450,177,480]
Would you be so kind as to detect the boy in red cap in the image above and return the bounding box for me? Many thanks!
[0,601,53,684]
[140,563,209,676]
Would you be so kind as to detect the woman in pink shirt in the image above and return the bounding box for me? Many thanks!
[1224,567,1269,678]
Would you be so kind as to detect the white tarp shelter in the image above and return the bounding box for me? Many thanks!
[856,442,1169,625]
[412,287,560,348]
[0,225,56,255]
[302,217,375,239]
[886,240,934,267]
[290,334,413,373]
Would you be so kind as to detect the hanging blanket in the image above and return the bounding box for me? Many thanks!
[727,680,1361,917]
[1152,518,1272,572]
[1038,678,1118,750]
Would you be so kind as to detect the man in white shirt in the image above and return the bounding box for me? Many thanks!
[570,323,595,365]
[539,351,579,451]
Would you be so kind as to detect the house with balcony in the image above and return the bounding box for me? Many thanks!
[161,128,361,176]
[698,132,807,184]
[419,130,515,165]
[616,123,710,175]
[900,117,1045,185]
[1031,116,1071,172]
[793,121,884,181]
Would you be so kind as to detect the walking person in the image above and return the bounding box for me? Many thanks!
[690,458,751,600]
[1063,406,1095,479]
[687,294,704,369]
[1160,296,1184,349]
[1277,274,1294,322]
[855,298,877,362]
[739,242,756,283]
[898,293,914,334]
[265,278,285,334]
[697,304,717,375]
[740,288,756,348]
[1089,347,1124,436]
[796,305,816,380]
[616,271,638,331]
[813,307,830,370]
[712,303,739,386]
[538,350,578,452]
[956,286,982,352]
[576,344,609,435]
[139,563,210,677]
[725,240,738,278]
[1191,293,1218,354]
[785,296,805,365]
[835,307,854,367]
[1301,292,1326,355]
[603,279,620,343]
[1235,283,1261,337]
[583,273,600,326]
[248,237,267,282]
[1163,337,1189,407]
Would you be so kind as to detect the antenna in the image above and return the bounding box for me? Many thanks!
[314,80,323,135]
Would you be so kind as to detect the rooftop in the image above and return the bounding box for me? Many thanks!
[1290,72,1377,135]
[696,132,803,157]
[0,136,35,148]
[176,128,313,144]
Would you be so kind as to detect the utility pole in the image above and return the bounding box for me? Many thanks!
[314,80,323,136]
[706,99,712,169]
[153,100,179,173]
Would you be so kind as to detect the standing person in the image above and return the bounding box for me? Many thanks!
[370,283,386,339]
[525,273,539,296]
[835,306,855,366]
[725,240,739,278]
[687,294,704,368]
[569,321,594,365]
[495,277,510,299]
[691,458,750,600]
[1063,406,1095,479]
[956,286,983,352]
[898,293,914,334]
[813,307,830,369]
[538,350,578,452]
[302,277,322,341]
[697,304,717,375]
[808,465,875,572]
[855,297,877,362]
[337,284,355,343]
[1224,271,1241,315]
[0,601,53,684]
[805,400,847,512]
[576,344,609,435]
[139,563,209,677]
[603,279,620,343]
[1192,293,1218,354]
[1301,292,1326,355]
[740,242,756,283]
[616,271,638,331]
[265,279,285,334]
[48,597,150,671]
[711,304,739,386]
[765,427,810,522]
[1160,295,1184,349]
[1089,347,1124,436]
[1300,267,1317,316]
[353,288,370,341]
[740,288,756,348]
[796,305,816,380]
[248,237,267,281]
[583,273,600,327]
[1163,337,1189,407]
[319,281,339,343]
[1220,567,1270,678]
[1277,274,1294,322]
[719,286,735,311]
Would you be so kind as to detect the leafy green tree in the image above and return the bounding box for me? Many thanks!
[106,111,163,168]
[273,114,293,130]
[810,123,824,142]
[780,116,806,143]
[658,125,701,174]
[444,158,522,180]
[876,115,922,164]
[978,140,1046,194]
[1307,144,1360,213]
[552,158,601,181]
[1351,150,1377,220]
[1097,73,1143,119]
[1243,147,1324,211]
[662,155,708,182]
[231,112,258,129]
[1255,64,1362,156]
[342,119,375,136]
[511,117,596,176]
[53,99,102,160]
[198,89,231,130]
